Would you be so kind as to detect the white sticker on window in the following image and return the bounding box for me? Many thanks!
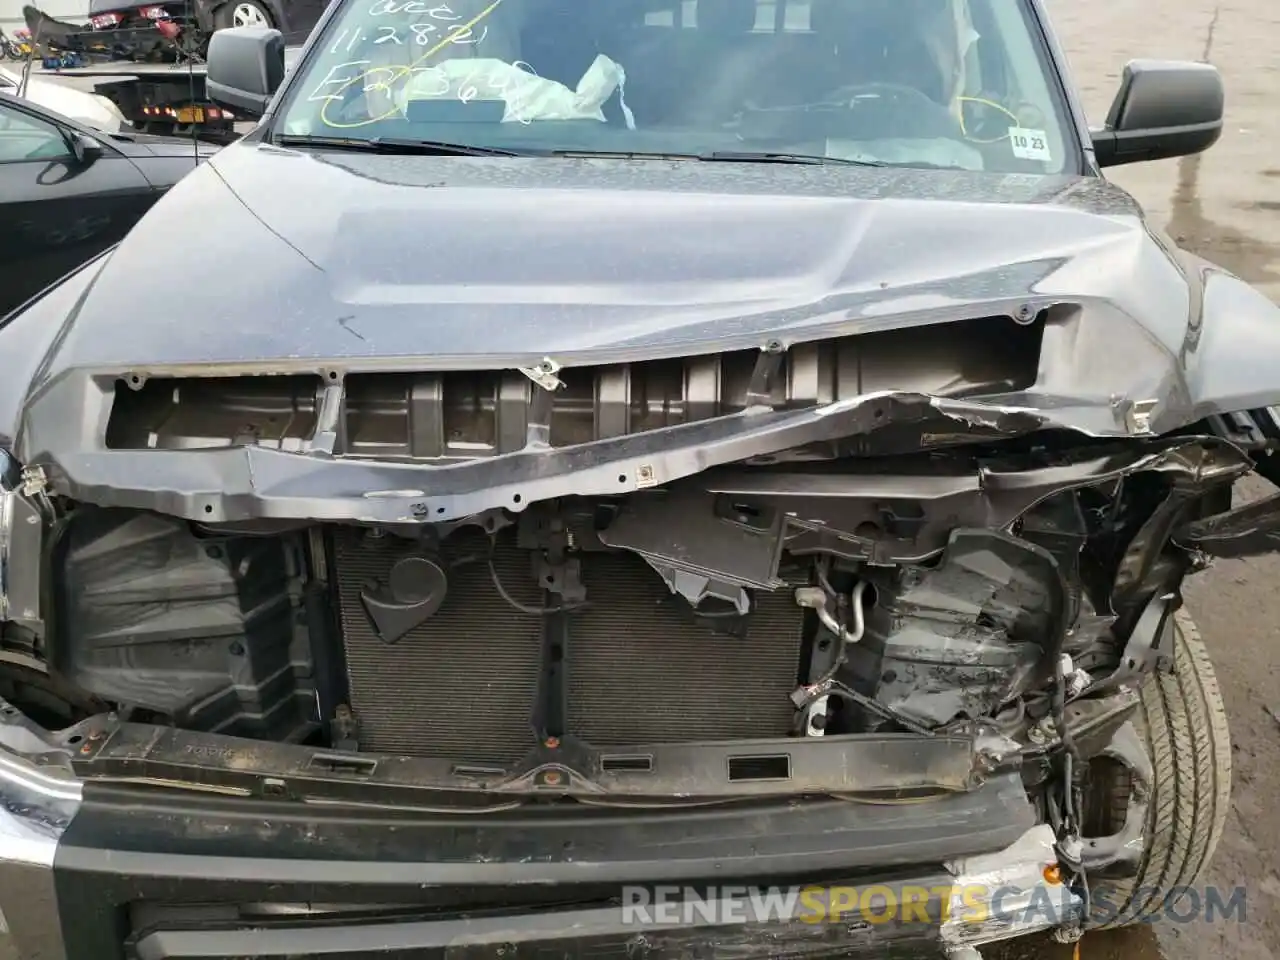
[1009,127,1052,162]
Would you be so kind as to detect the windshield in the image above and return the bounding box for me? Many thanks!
[277,0,1075,173]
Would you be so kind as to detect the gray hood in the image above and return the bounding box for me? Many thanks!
[30,142,1194,370]
[6,141,1280,522]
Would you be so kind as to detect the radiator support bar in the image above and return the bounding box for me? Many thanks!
[62,716,1041,801]
[533,606,571,741]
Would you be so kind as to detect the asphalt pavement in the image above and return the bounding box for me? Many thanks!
[988,3,1280,959]
[3,1,1280,958]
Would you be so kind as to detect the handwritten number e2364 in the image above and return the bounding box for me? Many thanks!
[311,0,510,128]
[307,58,540,124]
[402,60,539,119]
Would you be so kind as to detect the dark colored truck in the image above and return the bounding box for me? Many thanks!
[3,0,1278,958]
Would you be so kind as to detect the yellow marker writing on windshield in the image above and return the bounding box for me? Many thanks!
[319,0,506,129]
[956,95,1022,144]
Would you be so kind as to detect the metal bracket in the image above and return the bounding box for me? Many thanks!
[1083,590,1174,697]
[1,476,48,631]
[1077,720,1153,875]
[517,357,564,392]
[533,554,586,604]
[331,704,360,752]
[19,465,48,499]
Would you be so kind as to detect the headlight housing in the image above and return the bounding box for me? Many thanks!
[0,449,45,633]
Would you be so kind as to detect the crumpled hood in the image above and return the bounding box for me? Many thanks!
[44,140,1196,374]
[14,138,1280,523]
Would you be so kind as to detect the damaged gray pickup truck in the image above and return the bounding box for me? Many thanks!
[5,0,1280,957]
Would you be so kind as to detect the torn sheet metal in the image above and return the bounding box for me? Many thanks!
[13,375,1260,525]
[1176,491,1280,559]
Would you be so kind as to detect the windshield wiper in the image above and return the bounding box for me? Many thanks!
[272,134,532,157]
[552,149,973,170]
[706,152,975,171]
[548,148,888,167]
[548,149,713,161]
[700,150,886,166]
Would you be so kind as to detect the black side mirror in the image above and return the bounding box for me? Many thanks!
[64,130,104,165]
[206,26,286,118]
[1092,59,1224,168]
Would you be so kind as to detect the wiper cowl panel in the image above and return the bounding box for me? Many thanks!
[272,135,530,157]
[268,139,960,168]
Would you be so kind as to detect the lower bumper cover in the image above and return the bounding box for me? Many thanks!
[1,717,1079,960]
[118,828,1076,960]
[54,25,178,54]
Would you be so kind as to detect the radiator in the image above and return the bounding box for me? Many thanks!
[332,529,806,764]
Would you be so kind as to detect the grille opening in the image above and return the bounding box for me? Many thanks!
[601,754,655,774]
[338,315,1043,459]
[728,754,791,782]
[101,317,1043,457]
[453,764,507,778]
[308,754,377,777]
[440,371,499,452]
[105,375,322,451]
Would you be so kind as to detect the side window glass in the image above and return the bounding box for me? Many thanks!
[0,102,71,163]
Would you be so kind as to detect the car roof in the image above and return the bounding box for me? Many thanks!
[0,87,96,134]
[2,87,60,120]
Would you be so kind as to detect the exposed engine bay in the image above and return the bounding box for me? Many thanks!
[28,433,1250,763]
[6,396,1278,787]
[6,309,1280,952]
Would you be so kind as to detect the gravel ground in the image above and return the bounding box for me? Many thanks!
[3,1,1279,958]
[988,2,1280,958]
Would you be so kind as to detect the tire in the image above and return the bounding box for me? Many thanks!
[1089,609,1232,928]
[213,0,275,30]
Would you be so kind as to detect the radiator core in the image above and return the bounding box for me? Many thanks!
[332,529,806,764]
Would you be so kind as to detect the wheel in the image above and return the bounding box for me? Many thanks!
[1087,609,1232,928]
[214,0,275,29]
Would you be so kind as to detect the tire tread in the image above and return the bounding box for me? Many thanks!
[1094,609,1231,928]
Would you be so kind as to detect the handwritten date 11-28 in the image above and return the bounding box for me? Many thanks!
[328,21,487,52]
